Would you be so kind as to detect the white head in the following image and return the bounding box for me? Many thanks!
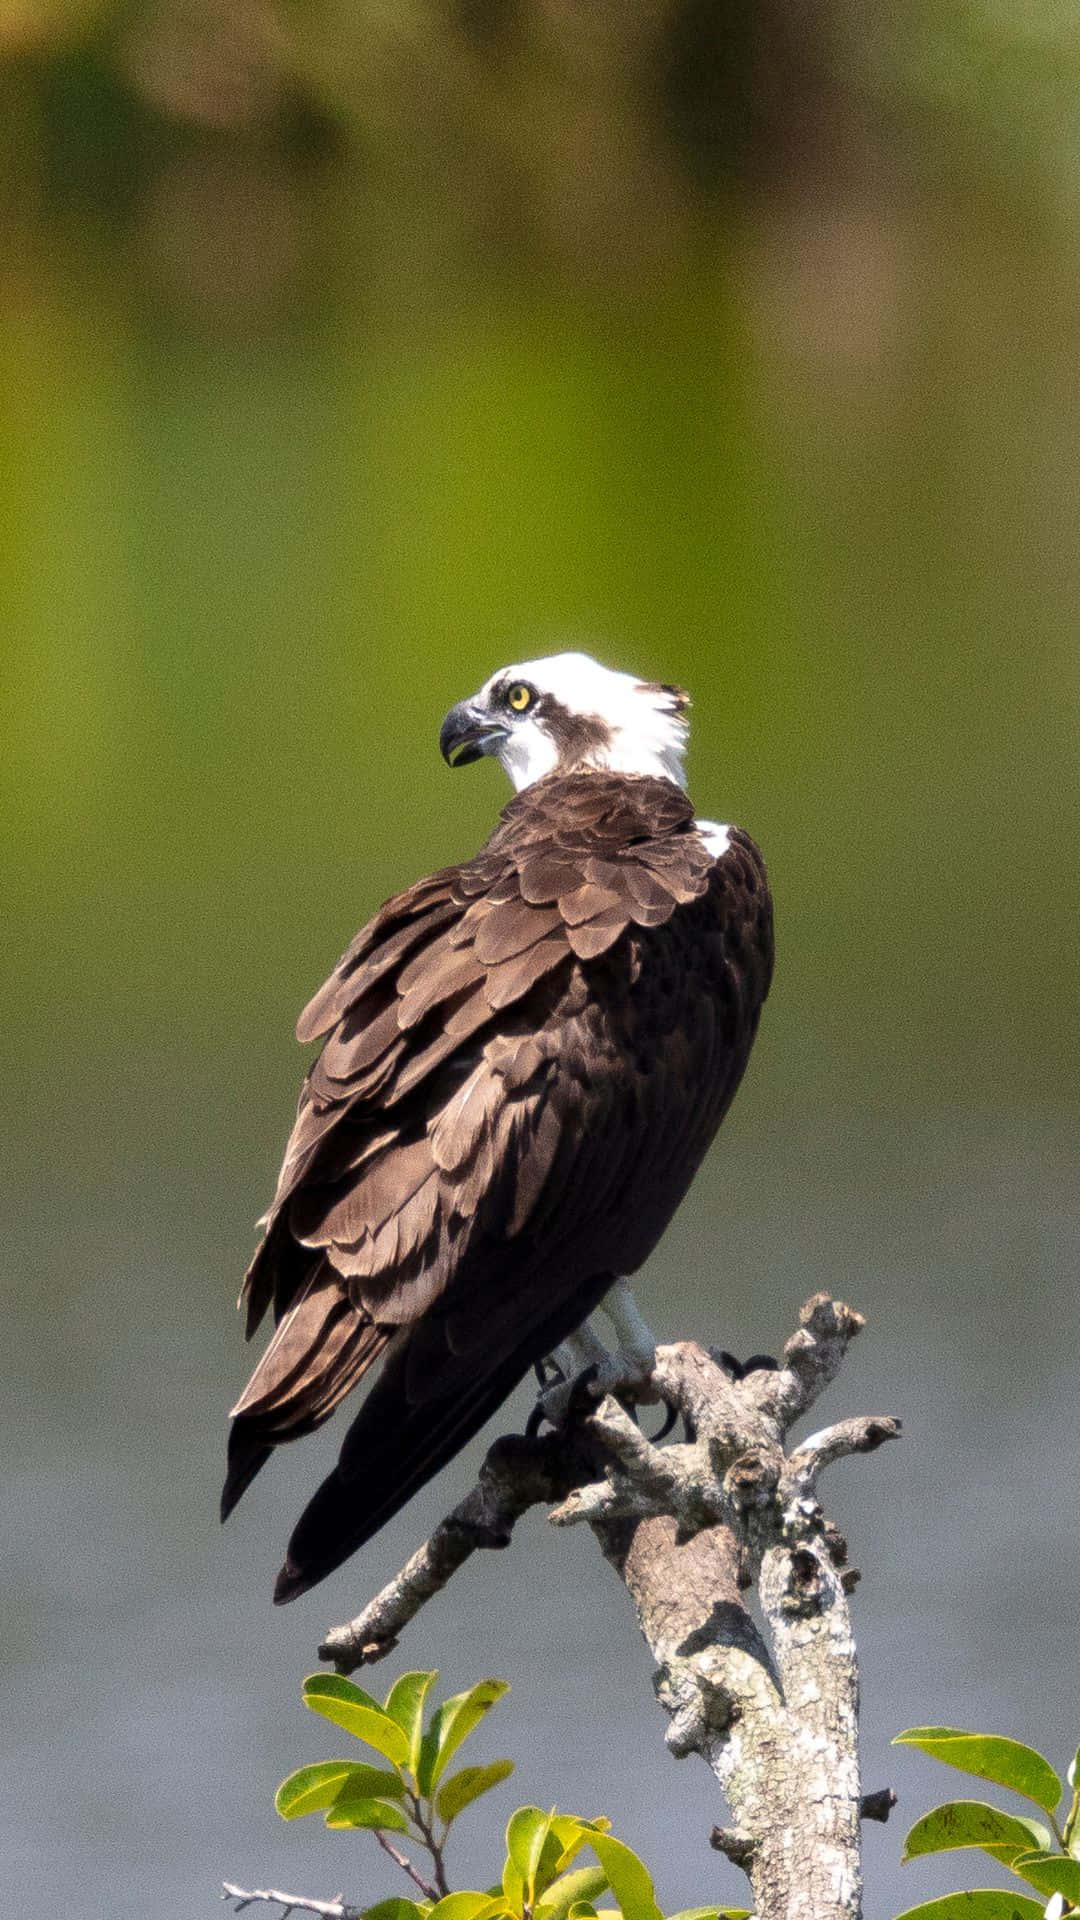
[439,651,690,792]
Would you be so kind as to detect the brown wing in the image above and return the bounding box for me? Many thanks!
[223,774,772,1600]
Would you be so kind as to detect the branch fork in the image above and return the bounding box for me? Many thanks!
[317,1294,899,1920]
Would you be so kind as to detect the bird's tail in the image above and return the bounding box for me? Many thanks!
[272,1343,531,1602]
[221,1262,388,1520]
[271,1266,615,1603]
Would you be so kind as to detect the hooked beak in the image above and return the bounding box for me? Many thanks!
[439,699,508,768]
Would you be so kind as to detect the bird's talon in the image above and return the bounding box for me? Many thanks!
[524,1400,547,1439]
[649,1400,679,1443]
[714,1349,779,1382]
[567,1361,603,1419]
[533,1355,567,1390]
[536,1359,608,1429]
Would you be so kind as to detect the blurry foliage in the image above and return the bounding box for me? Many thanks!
[2,0,1078,1267]
[269,1668,750,1920]
[1,0,1079,294]
[892,1727,1080,1919]
[881,1,1080,219]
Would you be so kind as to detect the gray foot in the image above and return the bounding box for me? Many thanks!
[538,1281,659,1426]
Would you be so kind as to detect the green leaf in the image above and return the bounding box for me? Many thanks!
[901,1800,1053,1865]
[891,1896,1046,1919]
[535,1832,586,1903]
[501,1806,578,1912]
[276,1761,406,1820]
[1009,1852,1080,1900]
[384,1671,439,1778]
[324,1789,411,1833]
[303,1673,412,1768]
[566,1906,597,1920]
[276,1761,360,1820]
[668,1910,753,1920]
[428,1896,511,1920]
[361,1902,427,1920]
[535,1866,609,1920]
[587,1833,665,1920]
[894,1729,1063,1815]
[507,1807,555,1907]
[549,1815,610,1873]
[436,1761,515,1826]
[418,1680,510,1795]
[502,1852,524,1913]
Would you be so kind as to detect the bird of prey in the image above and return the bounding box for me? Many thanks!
[223,652,774,1602]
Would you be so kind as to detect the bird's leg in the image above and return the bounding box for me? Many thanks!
[537,1281,659,1427]
[599,1277,658,1380]
[536,1321,618,1393]
[551,1322,612,1378]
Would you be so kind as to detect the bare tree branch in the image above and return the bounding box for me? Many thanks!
[316,1293,900,1920]
[320,1433,576,1669]
[222,1882,360,1920]
[786,1415,903,1497]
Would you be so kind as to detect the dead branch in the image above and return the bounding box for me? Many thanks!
[222,1882,360,1920]
[318,1293,899,1920]
[320,1433,576,1669]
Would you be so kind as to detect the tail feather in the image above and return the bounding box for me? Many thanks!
[273,1350,527,1602]
[221,1264,388,1521]
[272,1268,614,1603]
[240,1213,312,1338]
[220,1430,273,1521]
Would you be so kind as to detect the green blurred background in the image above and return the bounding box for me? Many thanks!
[3,2,1079,1914]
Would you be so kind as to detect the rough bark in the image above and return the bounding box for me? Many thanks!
[320,1294,900,1920]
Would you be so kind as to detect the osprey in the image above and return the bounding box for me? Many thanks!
[223,653,773,1602]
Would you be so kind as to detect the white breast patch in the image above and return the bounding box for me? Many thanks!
[695,818,732,860]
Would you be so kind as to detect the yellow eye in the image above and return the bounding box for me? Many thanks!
[507,683,533,712]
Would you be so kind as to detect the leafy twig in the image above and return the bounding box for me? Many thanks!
[374,1826,441,1901]
[405,1795,452,1897]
